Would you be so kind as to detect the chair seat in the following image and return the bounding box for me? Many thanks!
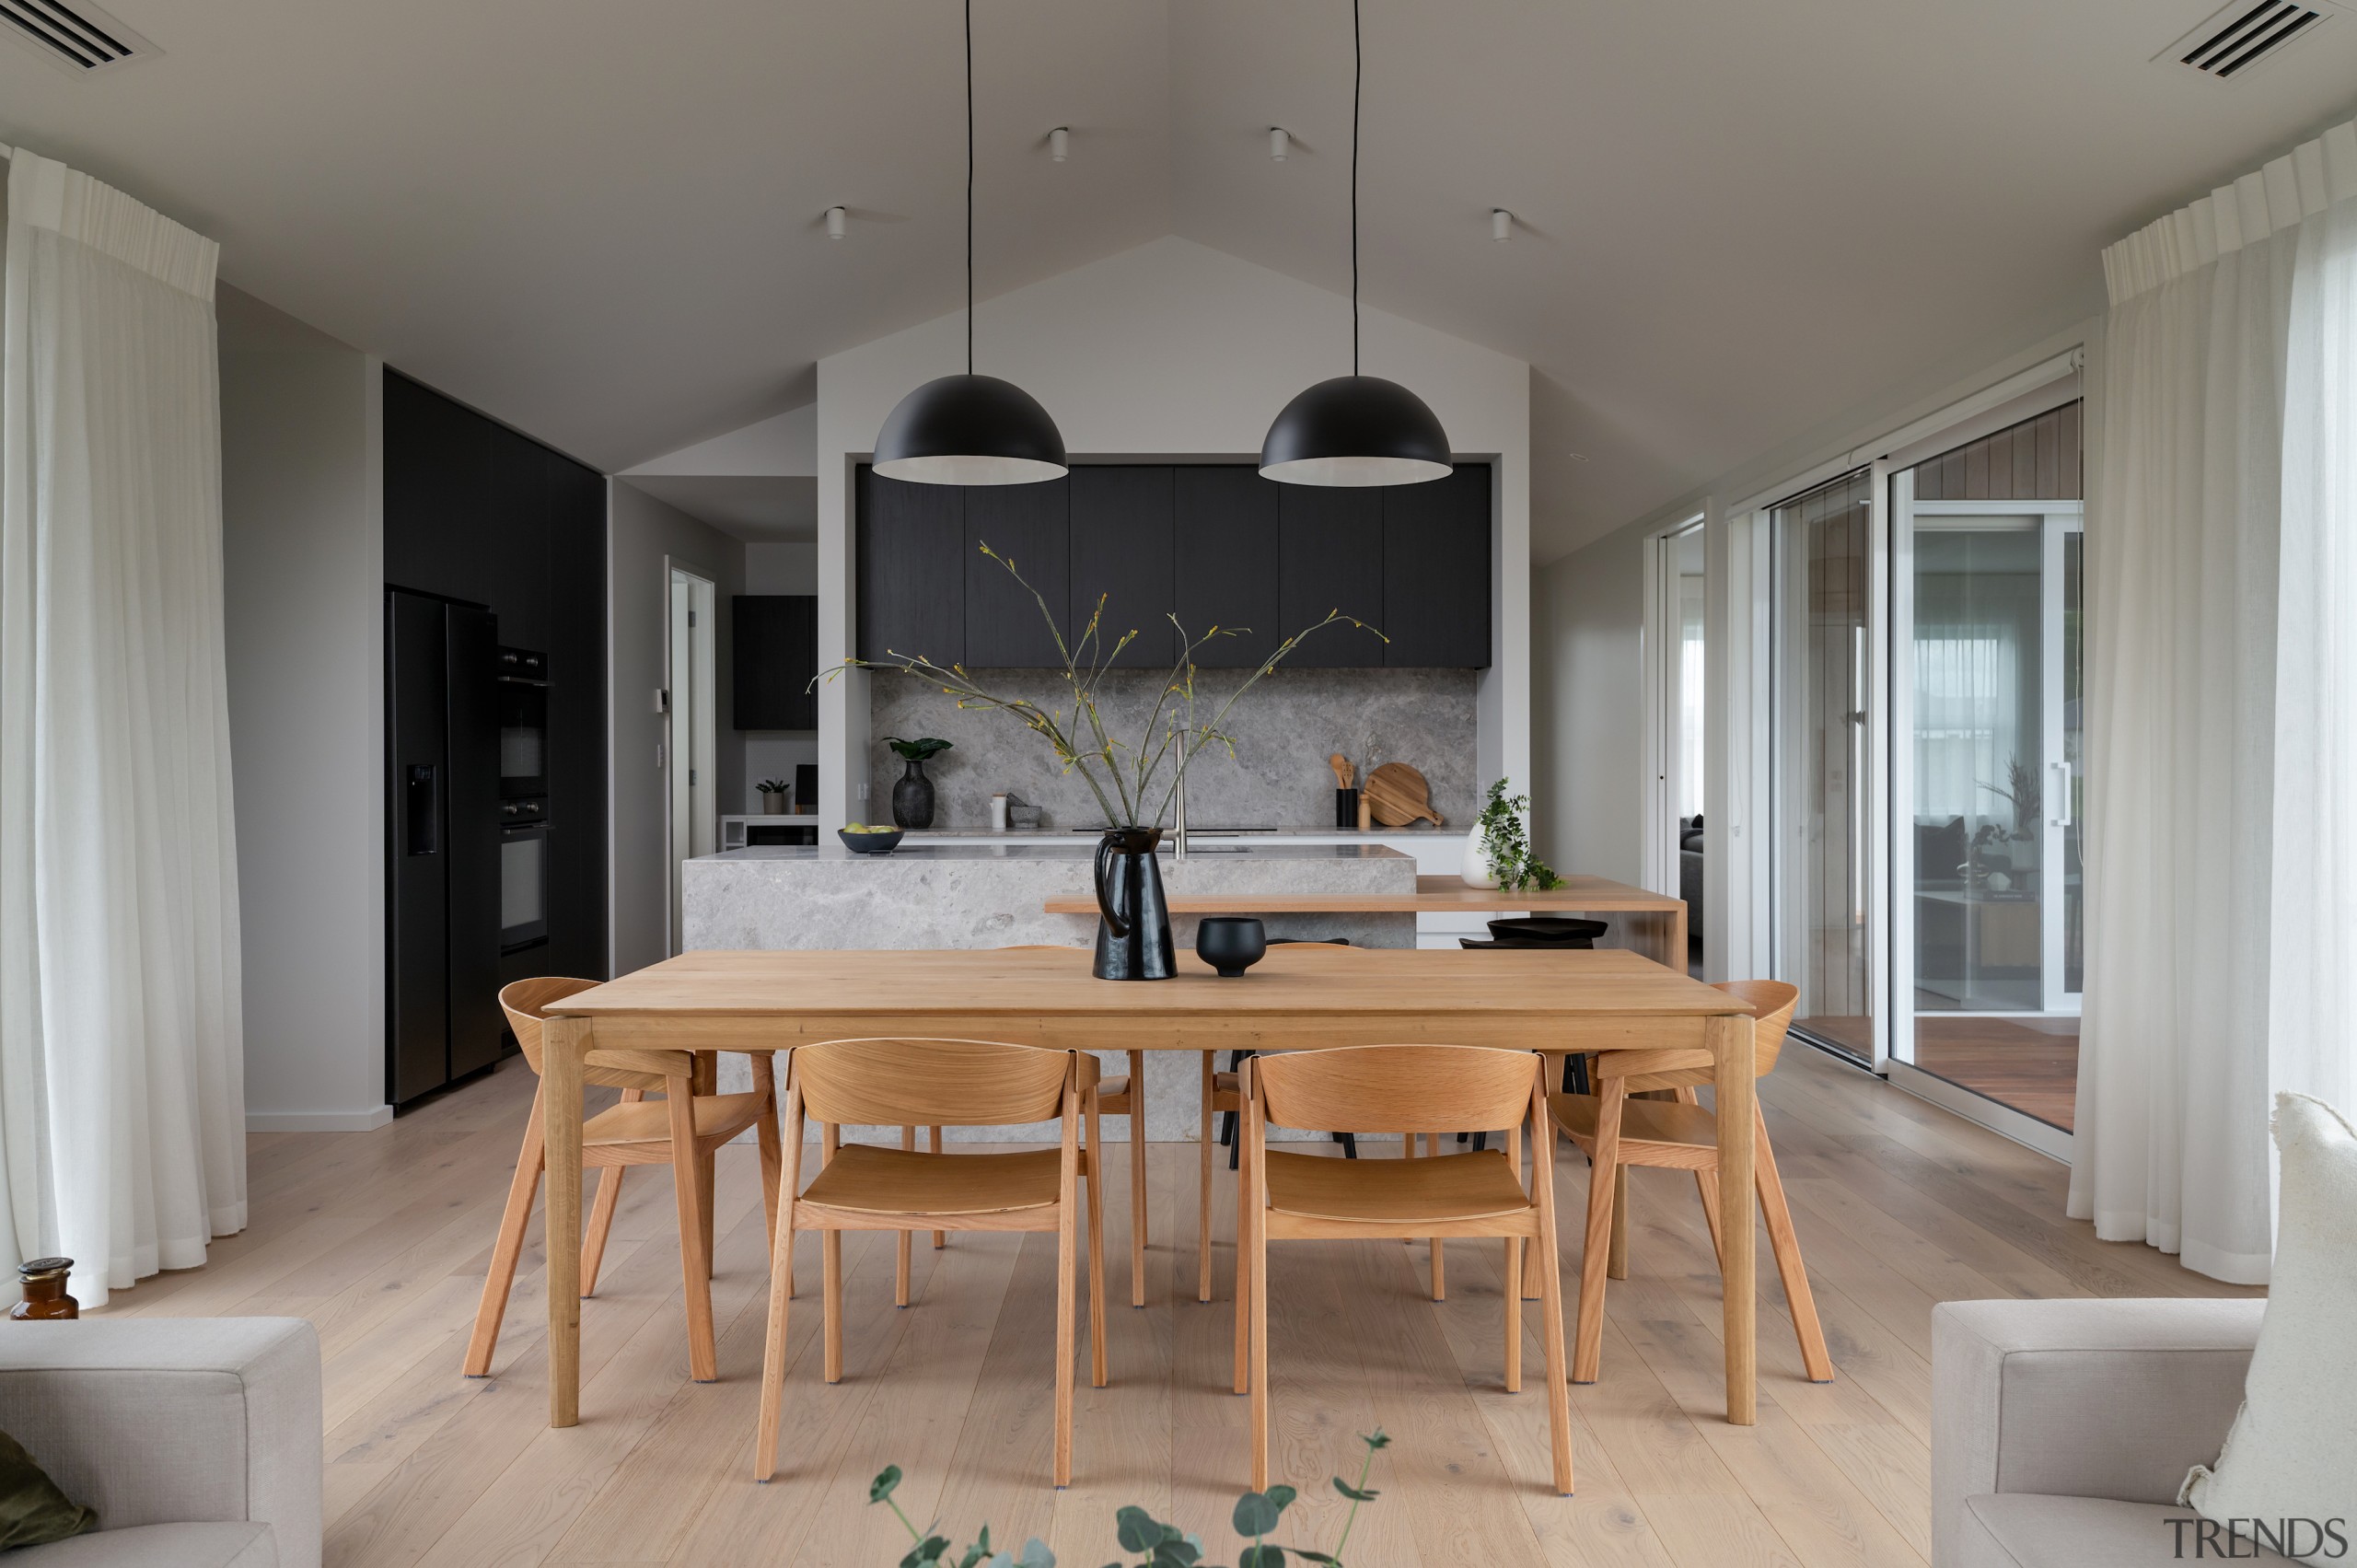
[583,1090,769,1150]
[1264,1147,1529,1224]
[799,1144,1064,1217]
[1098,1074,1132,1110]
[1549,1090,1720,1149]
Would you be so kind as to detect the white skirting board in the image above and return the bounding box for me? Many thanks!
[246,1105,395,1132]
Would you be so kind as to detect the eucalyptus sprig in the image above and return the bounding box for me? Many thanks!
[866,1430,1390,1568]
[821,542,1381,830]
[1478,779,1562,894]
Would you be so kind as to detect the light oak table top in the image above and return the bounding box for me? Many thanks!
[535,943,1760,1439]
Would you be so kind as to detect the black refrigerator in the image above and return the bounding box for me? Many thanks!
[387,588,504,1106]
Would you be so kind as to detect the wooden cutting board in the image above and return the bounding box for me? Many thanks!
[1364,762,1444,827]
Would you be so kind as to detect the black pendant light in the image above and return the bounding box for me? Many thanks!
[1260,0,1451,488]
[872,0,1067,485]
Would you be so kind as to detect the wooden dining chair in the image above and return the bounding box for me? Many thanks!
[753,1037,1108,1487]
[464,978,783,1384]
[1237,1044,1573,1496]
[1546,979,1833,1386]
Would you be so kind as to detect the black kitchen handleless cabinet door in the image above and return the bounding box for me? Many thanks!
[734,595,819,729]
[854,465,965,667]
[1069,466,1176,668]
[443,602,503,1080]
[1171,467,1281,668]
[963,476,1071,668]
[1276,485,1385,668]
[387,590,451,1107]
[1381,464,1492,668]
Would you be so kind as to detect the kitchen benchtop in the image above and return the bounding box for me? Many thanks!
[892,826,1457,841]
[1039,871,1686,915]
[703,842,1412,864]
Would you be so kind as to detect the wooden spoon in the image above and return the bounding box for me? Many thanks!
[1328,752,1355,789]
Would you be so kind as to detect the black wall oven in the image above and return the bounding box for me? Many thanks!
[499,805,550,954]
[496,645,549,800]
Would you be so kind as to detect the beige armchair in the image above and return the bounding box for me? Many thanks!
[1933,1297,2272,1567]
[0,1318,321,1568]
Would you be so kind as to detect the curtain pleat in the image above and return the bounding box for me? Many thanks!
[0,149,242,1307]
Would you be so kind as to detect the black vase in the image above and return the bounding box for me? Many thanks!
[1092,827,1176,981]
[891,759,935,830]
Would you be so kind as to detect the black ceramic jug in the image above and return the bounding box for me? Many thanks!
[1092,827,1176,981]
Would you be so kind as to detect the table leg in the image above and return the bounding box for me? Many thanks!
[542,1016,587,1427]
[1711,1011,1757,1424]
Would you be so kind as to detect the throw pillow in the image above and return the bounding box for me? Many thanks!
[0,1428,95,1548]
[2182,1093,2357,1564]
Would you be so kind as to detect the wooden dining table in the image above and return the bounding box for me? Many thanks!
[538,943,1759,1429]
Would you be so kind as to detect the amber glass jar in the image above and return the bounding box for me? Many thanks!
[11,1258,77,1320]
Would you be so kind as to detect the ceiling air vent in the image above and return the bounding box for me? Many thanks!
[0,0,155,75]
[2161,0,2334,79]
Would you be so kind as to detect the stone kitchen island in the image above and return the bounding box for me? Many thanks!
[680,840,1420,953]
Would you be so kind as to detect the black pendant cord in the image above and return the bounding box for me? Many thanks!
[1351,0,1361,377]
[965,0,975,376]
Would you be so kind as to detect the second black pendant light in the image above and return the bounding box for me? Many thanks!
[1260,0,1452,487]
[872,0,1067,485]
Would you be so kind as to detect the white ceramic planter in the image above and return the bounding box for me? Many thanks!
[1461,823,1499,889]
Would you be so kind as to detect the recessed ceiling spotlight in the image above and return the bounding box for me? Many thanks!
[1492,208,1512,242]
[1566,452,1589,463]
[1049,126,1070,163]
[1269,126,1291,162]
[825,205,847,240]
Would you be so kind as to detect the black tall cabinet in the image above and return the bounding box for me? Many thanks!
[384,370,608,1106]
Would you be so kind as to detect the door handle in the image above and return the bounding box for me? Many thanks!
[2050,761,2073,829]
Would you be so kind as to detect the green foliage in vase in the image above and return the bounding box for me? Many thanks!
[823,542,1380,830]
[885,736,956,762]
[867,1431,1389,1568]
[754,778,790,795]
[1478,778,1562,893]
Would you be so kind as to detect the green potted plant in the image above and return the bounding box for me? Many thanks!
[883,737,954,830]
[1467,778,1562,892]
[754,777,791,816]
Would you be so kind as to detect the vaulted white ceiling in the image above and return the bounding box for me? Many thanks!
[6,1,2352,558]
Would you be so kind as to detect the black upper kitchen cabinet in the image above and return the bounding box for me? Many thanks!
[1381,464,1492,668]
[964,477,1071,668]
[734,595,819,729]
[1277,485,1386,668]
[1172,466,1281,668]
[1069,466,1176,668]
[854,465,964,666]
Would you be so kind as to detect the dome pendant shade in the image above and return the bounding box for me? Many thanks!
[872,373,1068,485]
[1259,375,1453,487]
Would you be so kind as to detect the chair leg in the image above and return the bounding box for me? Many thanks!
[1573,1081,1625,1385]
[1086,1092,1109,1388]
[1753,1102,1835,1382]
[752,1065,783,1270]
[1428,1136,1446,1302]
[1607,1160,1631,1281]
[1247,1112,1271,1492]
[668,1084,718,1383]
[896,1127,914,1308]
[463,1081,547,1377]
[929,1127,946,1249]
[1198,1051,1216,1305]
[1054,1154,1079,1487]
[1127,1049,1147,1309]
[752,1217,795,1482]
[822,1229,844,1384]
[581,1165,625,1297]
[693,1058,718,1275]
[1503,1235,1523,1394]
[1232,1107,1251,1395]
[1535,1193,1575,1496]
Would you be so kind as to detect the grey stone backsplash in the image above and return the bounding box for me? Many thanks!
[866,666,1480,830]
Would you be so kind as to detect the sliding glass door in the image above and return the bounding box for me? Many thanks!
[1770,470,1883,1065]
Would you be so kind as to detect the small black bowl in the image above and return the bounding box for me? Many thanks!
[1196,916,1268,978]
[837,827,904,855]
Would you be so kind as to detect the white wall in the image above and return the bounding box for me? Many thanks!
[218,285,390,1130]
[814,237,1532,830]
[608,481,745,976]
[742,543,819,808]
[1532,532,1647,889]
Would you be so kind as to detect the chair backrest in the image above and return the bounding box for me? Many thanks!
[498,977,599,1074]
[1253,1045,1537,1135]
[1713,980,1798,1075]
[791,1037,1074,1127]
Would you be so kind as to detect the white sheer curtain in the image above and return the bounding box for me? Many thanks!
[2075,120,2357,1284]
[0,148,245,1307]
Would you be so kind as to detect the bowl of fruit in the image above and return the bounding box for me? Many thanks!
[837,823,905,855]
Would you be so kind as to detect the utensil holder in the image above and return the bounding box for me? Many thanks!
[1335,787,1360,829]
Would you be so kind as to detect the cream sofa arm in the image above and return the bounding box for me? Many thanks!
[0,1318,321,1568]
[1931,1297,2263,1568]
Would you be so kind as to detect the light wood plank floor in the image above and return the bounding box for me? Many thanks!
[99,1047,2257,1568]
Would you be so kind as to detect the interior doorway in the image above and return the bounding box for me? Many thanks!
[1654,521,1708,976]
[666,563,717,954]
